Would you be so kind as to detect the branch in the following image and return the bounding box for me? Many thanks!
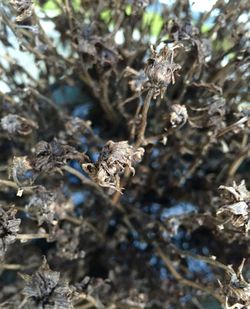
[136,88,154,147]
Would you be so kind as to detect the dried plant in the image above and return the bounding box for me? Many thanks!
[0,0,249,308]
[0,207,21,260]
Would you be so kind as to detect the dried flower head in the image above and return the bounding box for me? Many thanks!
[166,104,188,129]
[26,190,72,226]
[217,180,250,232]
[65,117,92,136]
[21,257,74,309]
[82,141,144,192]
[1,114,37,136]
[146,44,182,98]
[0,207,21,260]
[33,139,88,173]
[219,259,250,308]
[10,0,33,22]
[10,156,33,187]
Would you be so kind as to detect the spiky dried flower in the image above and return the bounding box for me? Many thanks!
[10,0,33,22]
[1,114,37,136]
[219,259,250,309]
[217,180,250,233]
[32,139,88,173]
[0,207,21,260]
[21,257,74,309]
[82,141,144,192]
[145,44,182,98]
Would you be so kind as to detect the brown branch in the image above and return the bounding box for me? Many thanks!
[156,246,224,304]
[136,88,154,147]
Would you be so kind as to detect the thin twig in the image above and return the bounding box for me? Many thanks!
[136,88,154,147]
[156,246,224,304]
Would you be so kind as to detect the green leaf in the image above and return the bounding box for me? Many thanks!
[143,12,164,37]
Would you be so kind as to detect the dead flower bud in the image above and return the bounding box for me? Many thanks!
[219,259,250,308]
[145,44,182,98]
[165,104,188,129]
[11,156,33,187]
[0,207,21,260]
[1,114,38,136]
[65,117,92,136]
[33,139,89,173]
[217,180,250,233]
[124,67,149,93]
[21,257,74,309]
[82,141,144,192]
[10,0,33,22]
[26,190,72,226]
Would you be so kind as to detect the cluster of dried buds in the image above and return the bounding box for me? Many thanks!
[82,141,144,192]
[0,207,21,260]
[217,180,250,233]
[219,259,250,309]
[145,44,182,98]
[10,0,33,22]
[1,114,37,136]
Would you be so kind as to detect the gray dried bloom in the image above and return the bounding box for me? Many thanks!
[26,190,72,226]
[82,141,144,192]
[146,44,182,98]
[0,207,21,260]
[21,257,74,309]
[217,180,250,232]
[65,117,92,136]
[1,114,37,136]
[219,259,250,309]
[167,104,188,129]
[10,0,33,22]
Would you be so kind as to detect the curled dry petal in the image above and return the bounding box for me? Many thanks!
[217,180,250,233]
[220,259,250,308]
